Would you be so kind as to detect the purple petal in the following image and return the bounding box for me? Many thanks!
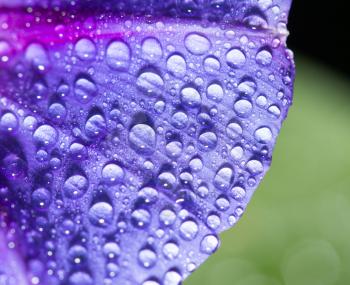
[0,1,295,284]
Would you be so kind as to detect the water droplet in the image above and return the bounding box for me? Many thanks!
[88,202,113,227]
[48,102,67,122]
[106,40,131,71]
[237,78,257,96]
[0,112,18,132]
[31,188,51,209]
[158,172,176,190]
[215,196,230,211]
[189,157,203,172]
[159,208,176,226]
[200,234,219,254]
[129,123,156,154]
[254,127,273,143]
[256,48,273,66]
[206,213,221,230]
[137,71,164,96]
[103,242,121,259]
[198,131,218,151]
[226,122,243,140]
[74,77,97,103]
[256,95,268,107]
[165,141,183,159]
[25,43,49,71]
[68,272,93,285]
[138,247,157,268]
[185,33,211,55]
[23,115,38,131]
[163,241,179,260]
[203,56,221,74]
[69,142,87,160]
[131,209,151,228]
[171,111,188,129]
[139,186,158,204]
[230,186,246,201]
[226,48,246,68]
[33,124,58,147]
[167,53,187,77]
[102,163,124,185]
[85,114,106,138]
[268,105,281,117]
[233,98,253,117]
[141,37,163,63]
[180,86,202,108]
[63,174,89,199]
[179,220,199,241]
[207,82,224,102]
[74,38,96,61]
[246,159,264,174]
[213,166,234,191]
[230,145,244,160]
[163,269,182,285]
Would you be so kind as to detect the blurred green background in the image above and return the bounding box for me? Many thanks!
[186,56,350,285]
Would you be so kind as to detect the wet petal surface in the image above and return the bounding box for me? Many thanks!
[0,1,294,284]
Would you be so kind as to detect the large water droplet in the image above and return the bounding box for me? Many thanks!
[88,202,114,227]
[0,111,18,132]
[165,141,183,159]
[179,220,199,241]
[246,159,264,174]
[85,114,106,138]
[33,124,58,147]
[74,38,96,61]
[106,40,131,71]
[254,126,273,143]
[68,272,93,285]
[185,33,211,55]
[200,234,219,254]
[167,53,187,77]
[233,98,253,117]
[159,208,176,226]
[63,174,89,199]
[25,43,49,71]
[48,102,67,122]
[141,37,163,63]
[163,269,182,285]
[207,82,224,102]
[203,56,221,74]
[226,48,246,68]
[237,78,257,96]
[102,163,124,185]
[180,86,202,108]
[129,123,156,154]
[213,166,234,191]
[31,187,51,209]
[74,77,97,103]
[171,111,188,129]
[137,71,164,96]
[138,247,157,268]
[226,122,242,139]
[256,48,273,66]
[131,209,151,228]
[163,241,179,260]
[198,131,218,151]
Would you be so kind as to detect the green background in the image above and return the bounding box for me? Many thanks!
[186,57,350,285]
